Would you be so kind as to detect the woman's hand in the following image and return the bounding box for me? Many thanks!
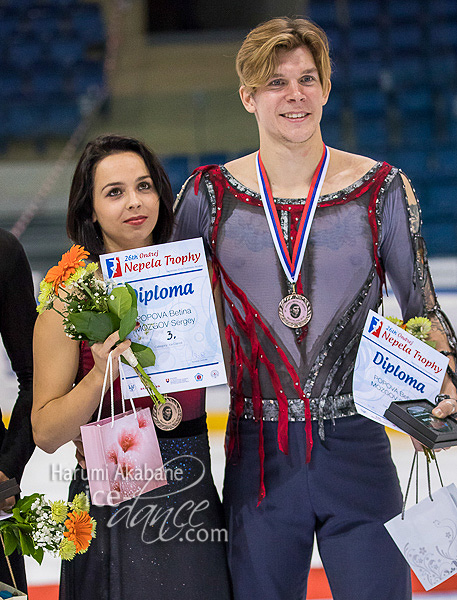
[73,437,86,469]
[90,330,132,382]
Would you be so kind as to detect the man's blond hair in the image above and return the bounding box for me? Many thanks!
[236,17,331,95]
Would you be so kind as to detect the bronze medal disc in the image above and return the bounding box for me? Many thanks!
[152,396,183,431]
[278,293,312,329]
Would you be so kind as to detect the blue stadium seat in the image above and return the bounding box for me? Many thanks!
[425,181,457,218]
[26,9,64,41]
[430,0,457,19]
[422,222,457,255]
[387,149,430,179]
[349,26,382,54]
[428,53,457,86]
[47,35,85,67]
[30,62,68,99]
[0,69,24,99]
[321,117,343,148]
[389,56,422,87]
[349,58,383,86]
[71,59,104,96]
[49,0,80,6]
[389,24,423,52]
[307,1,341,28]
[160,156,191,196]
[429,23,457,49]
[44,98,81,136]
[352,88,387,115]
[348,0,382,24]
[355,116,388,150]
[70,3,106,45]
[324,92,343,120]
[325,27,343,54]
[387,0,424,21]
[401,118,434,148]
[7,101,46,140]
[198,153,228,166]
[1,0,36,9]
[433,149,457,177]
[8,36,43,68]
[396,88,433,115]
[0,10,20,39]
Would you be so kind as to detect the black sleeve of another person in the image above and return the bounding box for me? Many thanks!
[0,229,36,483]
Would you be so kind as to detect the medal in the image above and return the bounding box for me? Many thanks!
[256,145,329,329]
[278,287,312,329]
[152,396,182,431]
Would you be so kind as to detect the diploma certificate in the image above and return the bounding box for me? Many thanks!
[100,238,227,397]
[353,310,448,430]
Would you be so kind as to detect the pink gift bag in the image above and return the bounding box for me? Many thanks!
[80,354,167,506]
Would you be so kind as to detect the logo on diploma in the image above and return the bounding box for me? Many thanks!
[106,257,122,278]
[368,315,382,338]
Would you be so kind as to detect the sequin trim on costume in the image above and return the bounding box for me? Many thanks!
[219,163,384,206]
[302,266,378,397]
[239,394,357,421]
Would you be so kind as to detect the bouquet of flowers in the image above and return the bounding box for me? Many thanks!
[386,316,436,348]
[37,245,164,406]
[0,492,96,563]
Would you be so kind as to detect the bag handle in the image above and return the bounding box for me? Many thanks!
[118,357,138,421]
[401,448,444,519]
[95,352,138,427]
[96,350,115,424]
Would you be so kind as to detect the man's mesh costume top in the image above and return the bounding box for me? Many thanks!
[173,160,457,499]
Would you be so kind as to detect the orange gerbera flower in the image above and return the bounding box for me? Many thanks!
[45,245,89,293]
[63,510,93,553]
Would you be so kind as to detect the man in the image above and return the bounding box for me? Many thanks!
[0,228,36,592]
[173,17,457,600]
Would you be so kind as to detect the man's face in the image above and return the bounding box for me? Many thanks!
[163,406,172,421]
[240,46,330,148]
[290,304,301,318]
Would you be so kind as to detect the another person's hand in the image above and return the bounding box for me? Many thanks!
[0,471,15,511]
[410,394,457,452]
[432,395,457,419]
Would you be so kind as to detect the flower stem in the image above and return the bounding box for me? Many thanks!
[121,348,165,406]
[80,282,97,302]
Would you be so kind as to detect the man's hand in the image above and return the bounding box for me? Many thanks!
[410,394,457,452]
[432,395,457,419]
[0,471,16,512]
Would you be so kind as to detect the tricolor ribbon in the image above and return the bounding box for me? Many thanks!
[256,144,330,284]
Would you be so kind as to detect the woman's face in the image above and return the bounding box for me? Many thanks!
[92,151,160,253]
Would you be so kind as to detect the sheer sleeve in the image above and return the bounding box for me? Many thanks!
[380,172,457,389]
[172,175,212,257]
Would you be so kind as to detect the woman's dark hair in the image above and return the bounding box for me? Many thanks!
[67,134,174,256]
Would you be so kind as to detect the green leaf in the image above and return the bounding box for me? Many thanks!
[12,507,24,523]
[125,283,137,310]
[130,342,156,368]
[30,545,44,565]
[1,529,19,556]
[19,530,35,556]
[15,493,41,514]
[118,307,138,341]
[107,287,132,319]
[68,311,120,342]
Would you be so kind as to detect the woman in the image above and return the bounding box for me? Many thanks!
[32,135,232,600]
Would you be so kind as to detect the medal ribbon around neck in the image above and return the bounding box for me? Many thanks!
[256,144,330,284]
